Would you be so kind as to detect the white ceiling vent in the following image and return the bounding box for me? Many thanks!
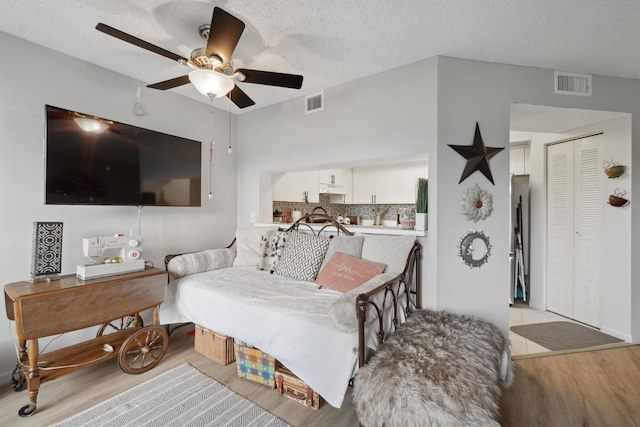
[554,71,592,96]
[305,91,324,114]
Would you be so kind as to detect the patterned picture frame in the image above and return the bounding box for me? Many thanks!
[31,221,63,279]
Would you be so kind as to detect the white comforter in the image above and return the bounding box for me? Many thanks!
[159,267,359,408]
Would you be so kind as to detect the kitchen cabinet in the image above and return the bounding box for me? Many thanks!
[319,168,351,186]
[271,171,319,203]
[510,146,530,175]
[318,168,352,203]
[397,161,427,203]
[352,164,398,204]
[352,161,426,204]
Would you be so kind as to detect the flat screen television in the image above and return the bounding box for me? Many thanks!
[45,105,202,206]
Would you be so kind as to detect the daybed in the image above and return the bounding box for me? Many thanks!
[159,215,421,408]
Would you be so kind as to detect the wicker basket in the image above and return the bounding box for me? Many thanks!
[276,367,323,409]
[194,324,235,365]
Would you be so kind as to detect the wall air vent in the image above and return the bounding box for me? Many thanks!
[554,71,592,96]
[305,91,324,114]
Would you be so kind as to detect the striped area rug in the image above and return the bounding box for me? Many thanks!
[52,364,290,427]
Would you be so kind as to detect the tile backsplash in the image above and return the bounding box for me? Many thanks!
[273,195,416,225]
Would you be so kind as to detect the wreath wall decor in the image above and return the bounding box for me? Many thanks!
[457,230,491,268]
[460,184,493,222]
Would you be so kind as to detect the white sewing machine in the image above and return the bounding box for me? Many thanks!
[76,234,145,279]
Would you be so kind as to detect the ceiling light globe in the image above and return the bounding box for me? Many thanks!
[189,70,234,99]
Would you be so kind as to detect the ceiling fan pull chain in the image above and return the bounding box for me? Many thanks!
[209,107,215,200]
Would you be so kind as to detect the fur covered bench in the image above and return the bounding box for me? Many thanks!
[353,310,513,427]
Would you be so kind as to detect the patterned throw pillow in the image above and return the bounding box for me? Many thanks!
[316,252,387,293]
[257,230,288,272]
[232,227,279,267]
[274,232,331,282]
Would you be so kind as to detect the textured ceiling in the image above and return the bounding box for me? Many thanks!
[2,0,639,121]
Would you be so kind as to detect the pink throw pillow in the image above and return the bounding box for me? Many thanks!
[315,252,387,293]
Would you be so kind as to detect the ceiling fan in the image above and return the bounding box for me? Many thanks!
[96,7,303,109]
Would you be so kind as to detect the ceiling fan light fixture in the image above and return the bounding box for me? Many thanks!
[189,69,234,99]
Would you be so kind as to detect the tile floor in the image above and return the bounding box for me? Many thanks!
[509,301,580,356]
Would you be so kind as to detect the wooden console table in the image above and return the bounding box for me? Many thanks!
[4,267,168,417]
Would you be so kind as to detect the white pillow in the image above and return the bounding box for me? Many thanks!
[257,230,288,272]
[320,235,364,270]
[168,248,236,278]
[359,234,416,275]
[232,227,279,267]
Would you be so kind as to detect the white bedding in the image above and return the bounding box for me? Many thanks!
[159,266,360,408]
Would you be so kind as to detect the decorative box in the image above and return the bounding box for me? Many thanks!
[31,221,63,279]
[276,367,323,410]
[234,343,278,388]
[194,324,235,365]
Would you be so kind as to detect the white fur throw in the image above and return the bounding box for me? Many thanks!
[328,272,402,333]
[353,310,513,427]
[167,248,236,278]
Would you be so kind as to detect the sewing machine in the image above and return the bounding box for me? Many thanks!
[76,234,145,279]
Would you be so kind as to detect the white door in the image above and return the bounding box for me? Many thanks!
[547,142,574,318]
[572,137,602,326]
[546,135,602,327]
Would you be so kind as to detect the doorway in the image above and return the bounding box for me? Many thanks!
[508,104,631,353]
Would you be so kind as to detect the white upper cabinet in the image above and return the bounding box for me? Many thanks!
[397,161,427,204]
[352,166,377,204]
[373,164,399,204]
[271,172,288,201]
[352,161,426,204]
[272,171,319,202]
[272,162,425,204]
[510,146,530,175]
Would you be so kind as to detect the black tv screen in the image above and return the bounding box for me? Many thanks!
[45,105,201,206]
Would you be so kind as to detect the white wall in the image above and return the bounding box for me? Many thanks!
[433,57,638,340]
[237,56,438,312]
[238,55,640,344]
[0,32,237,381]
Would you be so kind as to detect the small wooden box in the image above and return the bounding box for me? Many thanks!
[276,367,323,410]
[194,324,235,365]
[234,343,278,388]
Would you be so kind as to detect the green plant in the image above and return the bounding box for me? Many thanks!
[416,178,428,213]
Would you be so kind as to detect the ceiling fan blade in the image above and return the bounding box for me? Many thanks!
[236,69,303,89]
[227,85,255,109]
[206,7,245,65]
[96,23,188,63]
[147,75,191,90]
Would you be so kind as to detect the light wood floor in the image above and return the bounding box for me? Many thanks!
[1,324,639,427]
[0,324,359,427]
[501,344,640,427]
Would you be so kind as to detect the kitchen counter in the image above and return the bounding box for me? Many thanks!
[256,222,427,237]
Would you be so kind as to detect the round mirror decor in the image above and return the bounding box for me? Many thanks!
[457,230,491,268]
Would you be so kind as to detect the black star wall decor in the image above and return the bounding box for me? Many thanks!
[448,122,504,185]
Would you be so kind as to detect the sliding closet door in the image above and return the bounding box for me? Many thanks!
[546,135,602,327]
